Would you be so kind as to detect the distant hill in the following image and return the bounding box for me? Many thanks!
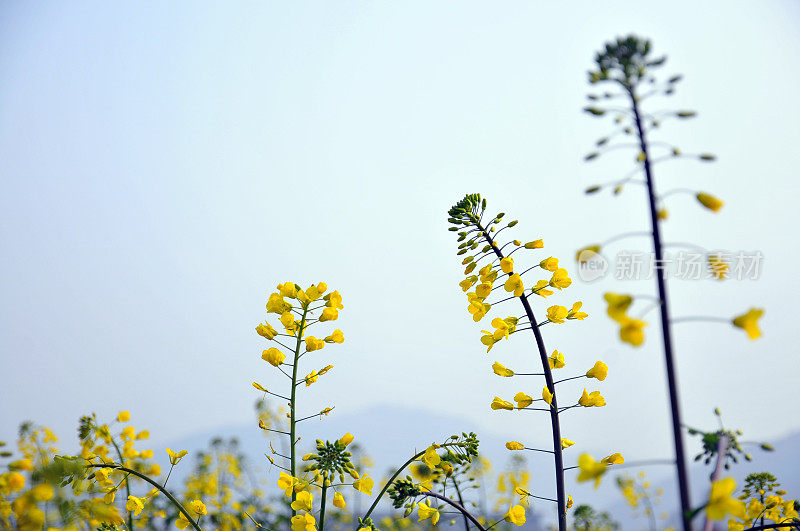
[157,405,799,530]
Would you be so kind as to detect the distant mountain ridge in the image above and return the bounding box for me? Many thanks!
[158,405,800,529]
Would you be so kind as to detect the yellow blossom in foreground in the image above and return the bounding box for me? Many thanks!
[620,317,647,346]
[422,446,441,468]
[256,322,278,339]
[542,386,553,405]
[578,389,606,407]
[188,500,207,516]
[547,305,568,324]
[492,361,514,377]
[504,274,525,297]
[117,411,130,422]
[706,478,746,520]
[505,504,526,526]
[586,361,608,381]
[491,397,514,411]
[333,491,346,509]
[481,331,497,352]
[280,312,296,332]
[324,329,344,343]
[291,491,313,512]
[567,301,588,320]
[697,192,724,212]
[277,472,298,497]
[325,290,344,309]
[548,350,565,369]
[468,299,491,322]
[267,293,291,314]
[549,268,572,290]
[532,279,554,297]
[506,441,525,451]
[540,257,559,272]
[732,308,764,340]
[126,495,145,516]
[166,448,188,465]
[577,454,608,487]
[500,257,514,274]
[601,453,624,465]
[417,501,440,525]
[262,348,286,367]
[339,433,354,446]
[353,475,374,495]
[305,336,325,352]
[604,292,633,323]
[514,392,533,408]
[567,495,574,509]
[525,239,544,249]
[290,513,316,531]
[320,307,339,322]
[476,282,492,298]
[304,371,319,387]
[561,438,575,449]
[460,276,478,292]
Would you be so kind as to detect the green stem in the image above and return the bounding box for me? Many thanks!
[319,483,328,531]
[358,441,464,526]
[86,463,201,531]
[289,306,309,517]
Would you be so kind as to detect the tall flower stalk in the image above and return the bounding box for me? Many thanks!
[579,35,764,530]
[254,281,348,530]
[448,194,620,531]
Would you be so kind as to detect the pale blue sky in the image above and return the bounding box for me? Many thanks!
[1,0,799,474]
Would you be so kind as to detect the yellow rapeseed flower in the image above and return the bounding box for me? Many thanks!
[696,192,724,212]
[585,361,608,381]
[505,505,526,526]
[732,308,764,340]
[540,257,559,272]
[504,274,525,297]
[417,502,440,525]
[546,305,568,324]
[492,361,514,377]
[706,478,746,520]
[491,397,514,411]
[262,348,286,367]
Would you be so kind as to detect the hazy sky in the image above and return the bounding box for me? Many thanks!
[2,0,799,479]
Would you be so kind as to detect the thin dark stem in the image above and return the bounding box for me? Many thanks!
[423,492,488,531]
[630,86,693,531]
[477,221,567,531]
[554,375,586,385]
[357,442,464,527]
[742,525,800,531]
[451,476,471,531]
[108,438,133,531]
[86,464,201,531]
[524,447,554,454]
[671,316,729,324]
